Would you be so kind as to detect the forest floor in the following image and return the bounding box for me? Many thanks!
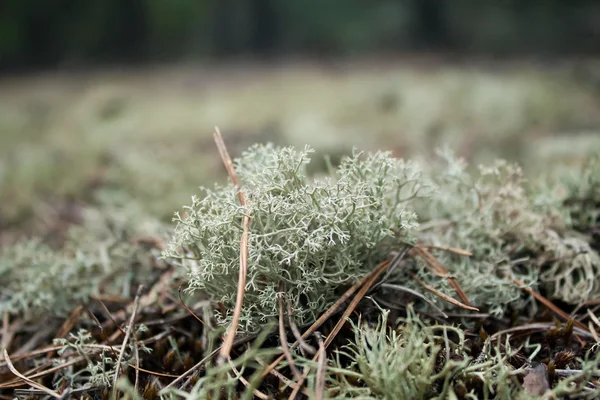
[1,58,599,399]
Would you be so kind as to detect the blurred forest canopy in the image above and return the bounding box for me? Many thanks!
[1,0,599,70]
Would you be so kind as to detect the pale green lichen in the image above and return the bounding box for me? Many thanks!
[317,305,600,399]
[164,144,427,333]
[0,206,166,318]
[403,150,600,316]
[320,306,470,399]
[305,305,532,400]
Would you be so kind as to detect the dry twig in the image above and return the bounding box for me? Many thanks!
[314,333,326,400]
[419,244,473,257]
[413,246,473,307]
[214,126,251,367]
[54,305,85,340]
[411,274,479,312]
[112,285,143,391]
[505,272,588,331]
[178,286,207,327]
[379,283,448,317]
[3,349,61,398]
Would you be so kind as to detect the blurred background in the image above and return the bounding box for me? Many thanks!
[1,0,599,242]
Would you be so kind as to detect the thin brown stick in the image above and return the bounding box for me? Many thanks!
[0,346,61,365]
[113,285,143,390]
[178,286,207,327]
[505,272,587,332]
[261,258,391,379]
[380,283,449,318]
[55,304,84,339]
[96,298,127,335]
[325,260,390,348]
[214,126,242,199]
[0,356,83,389]
[414,246,473,306]
[214,127,251,366]
[490,322,594,341]
[314,333,326,400]
[127,364,180,378]
[411,274,479,311]
[571,300,600,319]
[289,258,392,397]
[278,287,302,382]
[419,244,473,257]
[3,349,61,398]
[87,310,118,358]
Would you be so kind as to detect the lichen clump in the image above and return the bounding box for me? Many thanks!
[165,144,426,333]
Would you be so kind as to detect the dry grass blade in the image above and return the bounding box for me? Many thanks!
[278,287,302,381]
[112,285,143,391]
[379,283,449,318]
[411,274,479,311]
[87,310,118,358]
[214,127,251,367]
[505,272,588,331]
[314,333,326,400]
[217,212,250,366]
[588,322,600,342]
[419,244,473,257]
[587,309,600,330]
[490,323,595,341]
[261,258,392,379]
[0,356,84,389]
[214,126,242,199]
[178,286,207,327]
[54,304,84,340]
[127,364,180,378]
[414,246,473,306]
[95,298,126,335]
[3,349,61,398]
[324,260,391,348]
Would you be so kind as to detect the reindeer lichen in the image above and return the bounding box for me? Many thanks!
[0,206,165,318]
[164,144,427,333]
[403,150,600,316]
